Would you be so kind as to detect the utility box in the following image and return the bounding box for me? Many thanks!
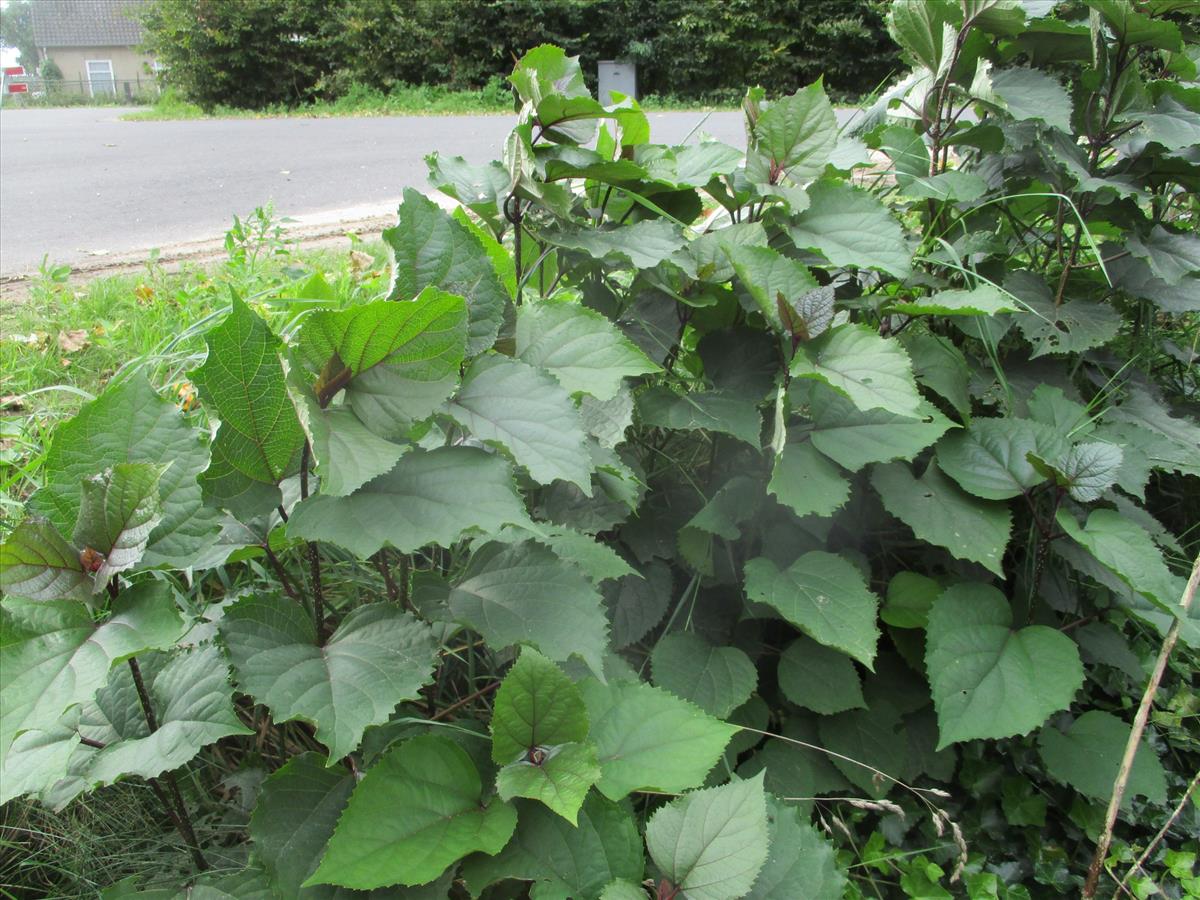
[598,60,637,102]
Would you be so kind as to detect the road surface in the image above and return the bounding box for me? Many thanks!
[1,107,755,277]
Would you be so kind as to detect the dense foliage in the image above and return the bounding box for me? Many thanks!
[138,0,899,109]
[0,0,37,73]
[4,0,1200,897]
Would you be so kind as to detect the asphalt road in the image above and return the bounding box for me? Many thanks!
[0,107,754,277]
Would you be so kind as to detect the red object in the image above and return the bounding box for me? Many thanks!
[3,66,25,76]
[6,83,29,94]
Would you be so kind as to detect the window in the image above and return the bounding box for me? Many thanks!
[86,60,115,97]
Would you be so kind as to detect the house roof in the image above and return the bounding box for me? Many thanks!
[32,0,147,48]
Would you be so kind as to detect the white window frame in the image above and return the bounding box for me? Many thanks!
[85,59,115,97]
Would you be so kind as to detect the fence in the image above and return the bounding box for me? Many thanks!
[3,75,161,105]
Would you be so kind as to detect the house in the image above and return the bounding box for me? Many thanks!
[31,0,155,97]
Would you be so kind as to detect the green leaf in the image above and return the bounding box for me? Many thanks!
[1055,508,1182,613]
[288,447,529,557]
[882,572,942,629]
[578,388,635,448]
[744,552,881,667]
[887,285,1020,316]
[790,324,922,418]
[384,188,507,355]
[1052,441,1124,503]
[986,67,1073,132]
[220,596,438,762]
[512,523,635,583]
[897,170,989,202]
[936,417,1067,500]
[686,475,763,541]
[579,677,737,800]
[32,374,220,568]
[871,462,1012,577]
[1132,94,1200,151]
[1037,711,1167,807]
[768,439,851,518]
[0,518,91,601]
[491,647,589,764]
[651,631,757,718]
[460,794,644,900]
[926,583,1083,748]
[495,742,601,824]
[887,0,960,71]
[788,181,912,278]
[191,295,305,518]
[72,463,164,585]
[0,583,184,761]
[818,705,908,799]
[449,541,608,676]
[0,716,82,806]
[604,561,672,649]
[515,302,660,400]
[726,245,829,339]
[778,636,865,715]
[308,735,517,889]
[1086,0,1184,50]
[807,387,955,472]
[249,752,356,899]
[746,795,846,899]
[637,387,763,446]
[645,773,769,900]
[753,81,840,181]
[446,355,592,490]
[546,220,686,269]
[1127,225,1200,286]
[899,330,972,420]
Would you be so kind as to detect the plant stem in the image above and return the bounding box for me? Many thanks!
[299,440,326,637]
[430,680,500,721]
[1083,552,1200,897]
[375,551,399,603]
[262,543,299,600]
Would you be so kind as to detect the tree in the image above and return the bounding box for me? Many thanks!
[0,0,39,72]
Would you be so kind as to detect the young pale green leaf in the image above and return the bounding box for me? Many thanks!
[871,461,1012,577]
[287,447,530,557]
[790,324,922,418]
[491,647,589,764]
[0,583,184,760]
[651,631,757,718]
[887,285,1020,316]
[220,596,438,762]
[778,636,865,715]
[460,794,644,900]
[515,303,659,400]
[1055,508,1183,613]
[580,677,737,800]
[768,439,851,518]
[0,518,91,601]
[31,374,220,569]
[449,541,609,677]
[1037,710,1167,808]
[191,295,305,518]
[645,773,769,900]
[807,387,955,472]
[743,552,880,667]
[545,220,686,269]
[746,794,847,899]
[752,81,839,182]
[788,181,912,278]
[72,463,164,585]
[495,742,601,824]
[936,417,1067,500]
[637,387,763,446]
[926,583,1083,748]
[726,245,829,339]
[446,354,593,491]
[307,735,517,889]
[384,188,507,355]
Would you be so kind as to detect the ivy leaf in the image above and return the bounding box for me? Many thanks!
[1037,711,1167,808]
[579,678,737,800]
[871,461,1012,577]
[926,583,1083,748]
[446,355,593,491]
[288,447,530,557]
[31,374,220,568]
[491,647,589,764]
[460,794,644,900]
[768,439,851,518]
[0,583,184,759]
[515,303,659,400]
[743,552,880,667]
[752,81,839,182]
[726,245,829,339]
[191,295,305,518]
[0,518,92,601]
[307,735,517,890]
[384,188,507,355]
[72,463,164,585]
[645,773,770,900]
[790,324,922,418]
[651,631,757,718]
[936,417,1067,500]
[807,387,955,472]
[788,181,912,278]
[220,596,438,762]
[545,220,686,269]
[746,794,847,899]
[638,387,763,446]
[495,742,601,824]
[778,636,865,715]
[449,541,609,676]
